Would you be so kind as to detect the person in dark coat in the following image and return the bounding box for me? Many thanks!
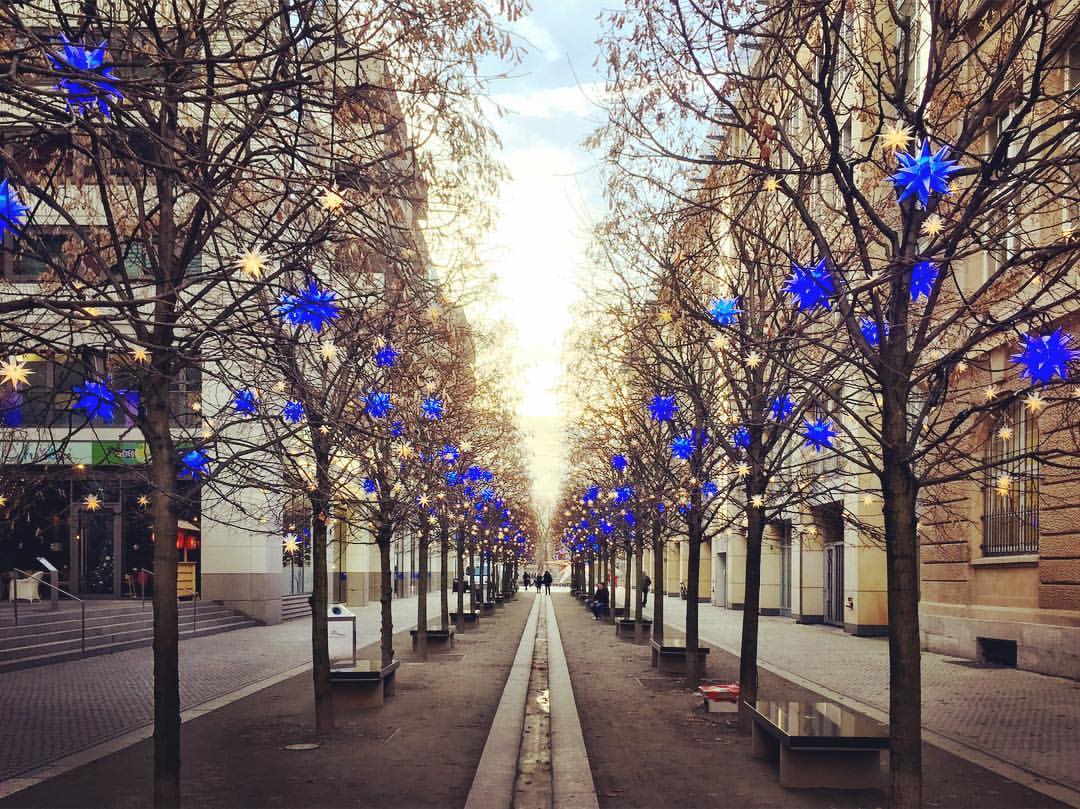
[542,570,553,594]
[641,573,652,607]
[523,571,531,589]
[591,581,609,620]
[534,575,542,593]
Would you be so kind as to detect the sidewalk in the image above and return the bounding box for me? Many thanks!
[555,593,1063,809]
[0,592,443,787]
[656,594,1080,797]
[1,593,535,809]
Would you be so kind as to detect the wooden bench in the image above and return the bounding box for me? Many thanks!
[448,610,480,625]
[409,627,455,651]
[615,618,652,640]
[649,635,709,676]
[329,659,401,710]
[749,699,887,789]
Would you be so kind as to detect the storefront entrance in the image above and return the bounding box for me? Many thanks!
[73,505,122,595]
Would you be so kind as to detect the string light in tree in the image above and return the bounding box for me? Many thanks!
[889,140,961,206]
[0,180,29,238]
[1011,328,1078,385]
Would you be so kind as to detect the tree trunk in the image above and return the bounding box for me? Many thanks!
[146,396,180,809]
[416,521,429,660]
[456,530,466,632]
[440,523,449,631]
[634,526,644,631]
[684,504,703,689]
[623,537,632,626]
[652,520,664,644]
[587,549,595,596]
[737,496,765,732]
[881,454,923,809]
[309,484,332,732]
[468,545,476,612]
[378,522,394,669]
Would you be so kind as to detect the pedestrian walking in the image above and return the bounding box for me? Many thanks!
[641,573,651,608]
[542,570,552,594]
[534,575,542,593]
[591,581,609,620]
[523,571,531,589]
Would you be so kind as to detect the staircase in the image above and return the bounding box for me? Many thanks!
[281,593,310,621]
[0,599,257,673]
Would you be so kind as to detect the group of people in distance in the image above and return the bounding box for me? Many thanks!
[522,570,553,594]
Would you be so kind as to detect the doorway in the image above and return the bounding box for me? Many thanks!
[715,552,727,607]
[778,523,792,617]
[824,542,844,626]
[74,506,122,595]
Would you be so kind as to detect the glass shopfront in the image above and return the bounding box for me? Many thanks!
[0,467,200,598]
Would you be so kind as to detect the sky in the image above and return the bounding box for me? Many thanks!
[478,4,609,523]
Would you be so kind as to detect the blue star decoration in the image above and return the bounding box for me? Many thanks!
[648,394,678,422]
[445,471,461,486]
[672,430,709,459]
[233,389,258,416]
[1011,328,1078,385]
[441,444,459,463]
[890,140,961,207]
[179,449,211,480]
[702,481,719,498]
[583,485,600,503]
[611,454,627,473]
[624,511,636,527]
[282,400,305,424]
[769,393,795,422]
[909,261,939,302]
[709,297,741,327]
[421,396,444,420]
[278,281,340,333]
[375,345,398,368]
[803,417,838,452]
[364,391,393,418]
[0,180,29,239]
[733,426,751,449]
[72,379,118,422]
[362,478,377,494]
[614,485,634,505]
[784,258,834,311]
[47,36,123,117]
[390,419,404,437]
[860,318,889,347]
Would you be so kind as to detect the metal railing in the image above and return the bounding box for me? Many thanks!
[11,568,86,658]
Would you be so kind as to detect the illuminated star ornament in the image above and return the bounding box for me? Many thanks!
[0,180,30,238]
[83,493,102,512]
[909,261,939,301]
[179,449,211,480]
[421,397,444,420]
[233,389,258,416]
[763,177,780,192]
[278,281,340,333]
[0,358,32,389]
[860,318,888,347]
[921,214,944,237]
[320,188,345,212]
[131,347,150,364]
[769,393,795,421]
[879,122,914,152]
[235,250,266,279]
[709,297,741,327]
[48,36,123,117]
[364,391,393,419]
[375,345,398,368]
[648,394,678,422]
[611,454,627,473]
[889,140,961,207]
[803,417,838,452]
[732,426,750,449]
[282,400,305,424]
[137,494,150,508]
[784,258,834,311]
[283,535,300,554]
[72,379,118,422]
[1011,328,1078,385]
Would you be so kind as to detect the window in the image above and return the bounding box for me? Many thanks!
[168,365,202,428]
[983,400,1039,555]
[6,229,69,280]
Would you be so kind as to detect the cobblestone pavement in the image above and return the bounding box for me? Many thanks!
[656,595,1080,793]
[0,593,443,783]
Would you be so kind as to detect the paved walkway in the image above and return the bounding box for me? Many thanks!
[0,593,443,785]
[656,595,1080,796]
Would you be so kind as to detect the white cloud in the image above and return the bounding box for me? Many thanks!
[489,82,607,120]
[508,16,563,63]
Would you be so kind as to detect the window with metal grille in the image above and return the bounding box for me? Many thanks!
[982,401,1039,555]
